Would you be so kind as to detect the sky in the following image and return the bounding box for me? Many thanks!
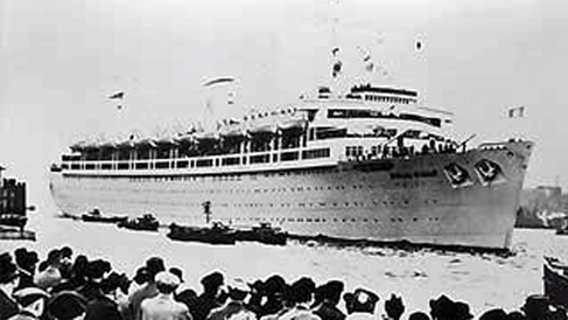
[1,0,567,209]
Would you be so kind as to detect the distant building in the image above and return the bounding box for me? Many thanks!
[0,166,28,229]
[517,185,567,228]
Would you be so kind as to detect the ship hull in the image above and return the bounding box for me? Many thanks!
[49,141,533,249]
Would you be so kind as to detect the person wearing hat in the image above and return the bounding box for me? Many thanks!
[140,271,192,320]
[343,288,379,315]
[169,267,198,314]
[34,250,63,292]
[13,248,39,291]
[0,252,20,320]
[126,257,166,320]
[10,287,50,320]
[384,294,405,320]
[46,291,87,320]
[259,275,289,318]
[84,272,124,320]
[77,259,111,302]
[312,281,345,320]
[207,278,256,320]
[189,271,225,320]
[521,294,553,320]
[129,267,149,295]
[277,277,320,320]
[246,280,265,317]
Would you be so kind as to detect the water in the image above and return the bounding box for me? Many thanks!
[2,212,566,317]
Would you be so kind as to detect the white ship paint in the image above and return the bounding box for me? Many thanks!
[49,83,533,250]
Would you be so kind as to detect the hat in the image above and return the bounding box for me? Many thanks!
[85,259,111,280]
[291,277,316,303]
[228,278,250,300]
[47,291,87,320]
[101,272,122,294]
[156,271,181,288]
[0,252,19,284]
[479,309,508,320]
[201,271,224,290]
[14,248,39,272]
[169,267,184,283]
[408,312,430,320]
[13,287,50,307]
[60,246,73,259]
[344,288,379,314]
[133,266,149,285]
[521,294,551,318]
[247,279,264,293]
[506,311,526,320]
[454,301,473,320]
[318,280,344,304]
[145,257,165,278]
[264,275,287,295]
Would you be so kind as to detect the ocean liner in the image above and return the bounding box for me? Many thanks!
[49,71,533,250]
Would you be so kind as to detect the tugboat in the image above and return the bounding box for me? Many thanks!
[235,223,287,245]
[543,256,568,308]
[166,222,236,245]
[0,165,35,240]
[117,214,160,231]
[81,208,128,224]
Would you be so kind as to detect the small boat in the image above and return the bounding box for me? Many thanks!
[118,214,160,231]
[167,222,236,245]
[543,256,568,308]
[0,214,27,229]
[81,208,128,224]
[0,225,35,241]
[234,222,287,245]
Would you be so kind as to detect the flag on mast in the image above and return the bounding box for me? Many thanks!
[508,106,526,118]
[109,91,125,100]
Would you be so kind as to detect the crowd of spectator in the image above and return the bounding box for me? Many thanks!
[0,246,565,320]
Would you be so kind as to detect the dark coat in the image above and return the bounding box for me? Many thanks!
[85,295,123,320]
[313,301,346,320]
[77,281,103,303]
[189,293,221,320]
[0,289,19,320]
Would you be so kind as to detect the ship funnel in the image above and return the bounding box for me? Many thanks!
[202,77,240,130]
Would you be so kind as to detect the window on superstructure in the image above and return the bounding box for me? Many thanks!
[196,159,213,167]
[176,160,189,168]
[280,151,299,162]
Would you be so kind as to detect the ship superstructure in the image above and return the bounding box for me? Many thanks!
[49,80,533,249]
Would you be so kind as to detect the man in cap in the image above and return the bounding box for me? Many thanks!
[343,288,379,315]
[169,267,198,312]
[312,281,345,320]
[34,250,63,292]
[189,271,225,320]
[10,287,50,320]
[0,252,20,320]
[277,277,320,320]
[13,248,39,290]
[84,272,124,320]
[384,294,405,320]
[260,275,288,318]
[207,278,256,320]
[521,294,552,320]
[46,291,87,320]
[140,271,192,320]
[126,257,166,320]
[78,259,111,302]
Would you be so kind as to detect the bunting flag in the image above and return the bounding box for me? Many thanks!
[508,106,526,118]
[109,91,125,100]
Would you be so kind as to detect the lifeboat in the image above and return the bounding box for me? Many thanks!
[117,214,160,232]
[234,223,287,246]
[166,222,236,245]
[81,208,128,224]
